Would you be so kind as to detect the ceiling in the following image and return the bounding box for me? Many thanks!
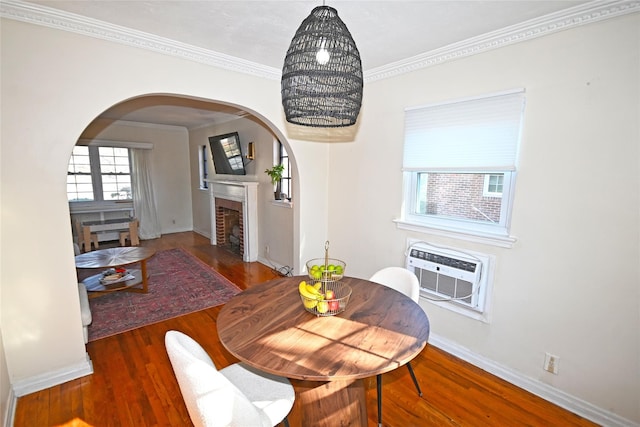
[21,0,595,128]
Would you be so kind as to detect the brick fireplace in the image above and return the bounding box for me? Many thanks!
[215,198,244,256]
[208,180,259,262]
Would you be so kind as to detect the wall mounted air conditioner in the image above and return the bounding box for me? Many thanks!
[406,240,491,314]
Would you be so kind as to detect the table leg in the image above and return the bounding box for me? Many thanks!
[129,219,140,246]
[115,260,149,294]
[140,258,148,293]
[82,225,91,253]
[289,378,367,427]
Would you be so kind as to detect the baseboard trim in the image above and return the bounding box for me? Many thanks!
[191,228,211,240]
[428,334,638,427]
[2,387,16,427]
[161,226,193,235]
[12,353,93,397]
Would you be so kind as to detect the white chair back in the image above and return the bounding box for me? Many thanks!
[369,266,420,303]
[165,330,270,427]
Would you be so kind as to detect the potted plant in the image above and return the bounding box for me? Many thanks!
[265,164,285,200]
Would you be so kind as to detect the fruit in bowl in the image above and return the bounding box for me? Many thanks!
[298,280,351,317]
[316,301,329,314]
[306,258,346,281]
[309,265,323,280]
[325,289,340,311]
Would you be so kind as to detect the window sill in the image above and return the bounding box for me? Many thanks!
[271,200,293,209]
[394,219,517,248]
[69,200,133,212]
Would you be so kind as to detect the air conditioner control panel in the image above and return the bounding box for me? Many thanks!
[407,246,481,283]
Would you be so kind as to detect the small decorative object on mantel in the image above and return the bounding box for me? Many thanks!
[265,164,285,200]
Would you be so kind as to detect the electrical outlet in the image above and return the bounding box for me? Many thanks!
[544,352,559,374]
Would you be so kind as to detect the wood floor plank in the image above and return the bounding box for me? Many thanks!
[22,390,49,427]
[83,341,122,427]
[13,232,598,427]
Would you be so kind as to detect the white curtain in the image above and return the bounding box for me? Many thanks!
[131,149,162,240]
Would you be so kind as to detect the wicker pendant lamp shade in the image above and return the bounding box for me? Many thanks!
[281,6,363,128]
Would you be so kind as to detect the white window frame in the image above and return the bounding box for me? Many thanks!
[403,170,516,237]
[97,146,133,201]
[67,145,95,202]
[483,173,504,198]
[68,145,133,203]
[397,89,525,247]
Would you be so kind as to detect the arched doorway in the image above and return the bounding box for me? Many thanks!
[70,93,297,275]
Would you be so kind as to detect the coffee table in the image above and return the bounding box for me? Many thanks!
[217,275,430,427]
[75,247,156,298]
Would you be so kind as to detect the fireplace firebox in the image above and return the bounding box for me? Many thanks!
[215,199,244,256]
[208,180,258,262]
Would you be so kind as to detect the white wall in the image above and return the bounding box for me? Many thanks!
[1,10,637,427]
[0,16,329,401]
[0,330,10,427]
[189,117,295,268]
[82,120,193,235]
[328,13,639,423]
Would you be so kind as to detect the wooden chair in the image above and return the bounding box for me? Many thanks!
[165,330,294,427]
[369,267,424,427]
[75,219,99,253]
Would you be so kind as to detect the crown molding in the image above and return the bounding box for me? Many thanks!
[0,0,282,80]
[89,119,189,132]
[364,0,640,82]
[2,0,638,84]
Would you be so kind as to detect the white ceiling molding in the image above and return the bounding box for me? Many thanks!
[0,0,281,81]
[90,119,191,132]
[365,0,640,82]
[2,0,638,84]
[77,138,153,149]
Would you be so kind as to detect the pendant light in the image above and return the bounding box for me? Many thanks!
[281,5,363,128]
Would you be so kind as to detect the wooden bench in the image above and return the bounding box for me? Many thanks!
[81,218,140,252]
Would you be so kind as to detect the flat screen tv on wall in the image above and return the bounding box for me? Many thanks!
[208,132,246,175]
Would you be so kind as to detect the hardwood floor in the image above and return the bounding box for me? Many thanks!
[14,232,597,427]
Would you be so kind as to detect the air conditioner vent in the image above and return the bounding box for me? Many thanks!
[406,242,490,313]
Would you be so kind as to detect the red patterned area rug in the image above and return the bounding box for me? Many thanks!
[87,247,241,342]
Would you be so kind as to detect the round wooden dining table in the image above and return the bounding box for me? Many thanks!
[217,275,430,427]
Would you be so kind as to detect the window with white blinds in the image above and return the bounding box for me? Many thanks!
[403,89,525,171]
[400,89,526,240]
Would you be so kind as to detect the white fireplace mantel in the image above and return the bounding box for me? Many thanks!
[207,180,259,262]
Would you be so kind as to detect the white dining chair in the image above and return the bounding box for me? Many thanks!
[165,330,295,427]
[369,267,423,427]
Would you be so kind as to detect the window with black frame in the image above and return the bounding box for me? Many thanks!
[278,142,292,201]
[199,144,209,189]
